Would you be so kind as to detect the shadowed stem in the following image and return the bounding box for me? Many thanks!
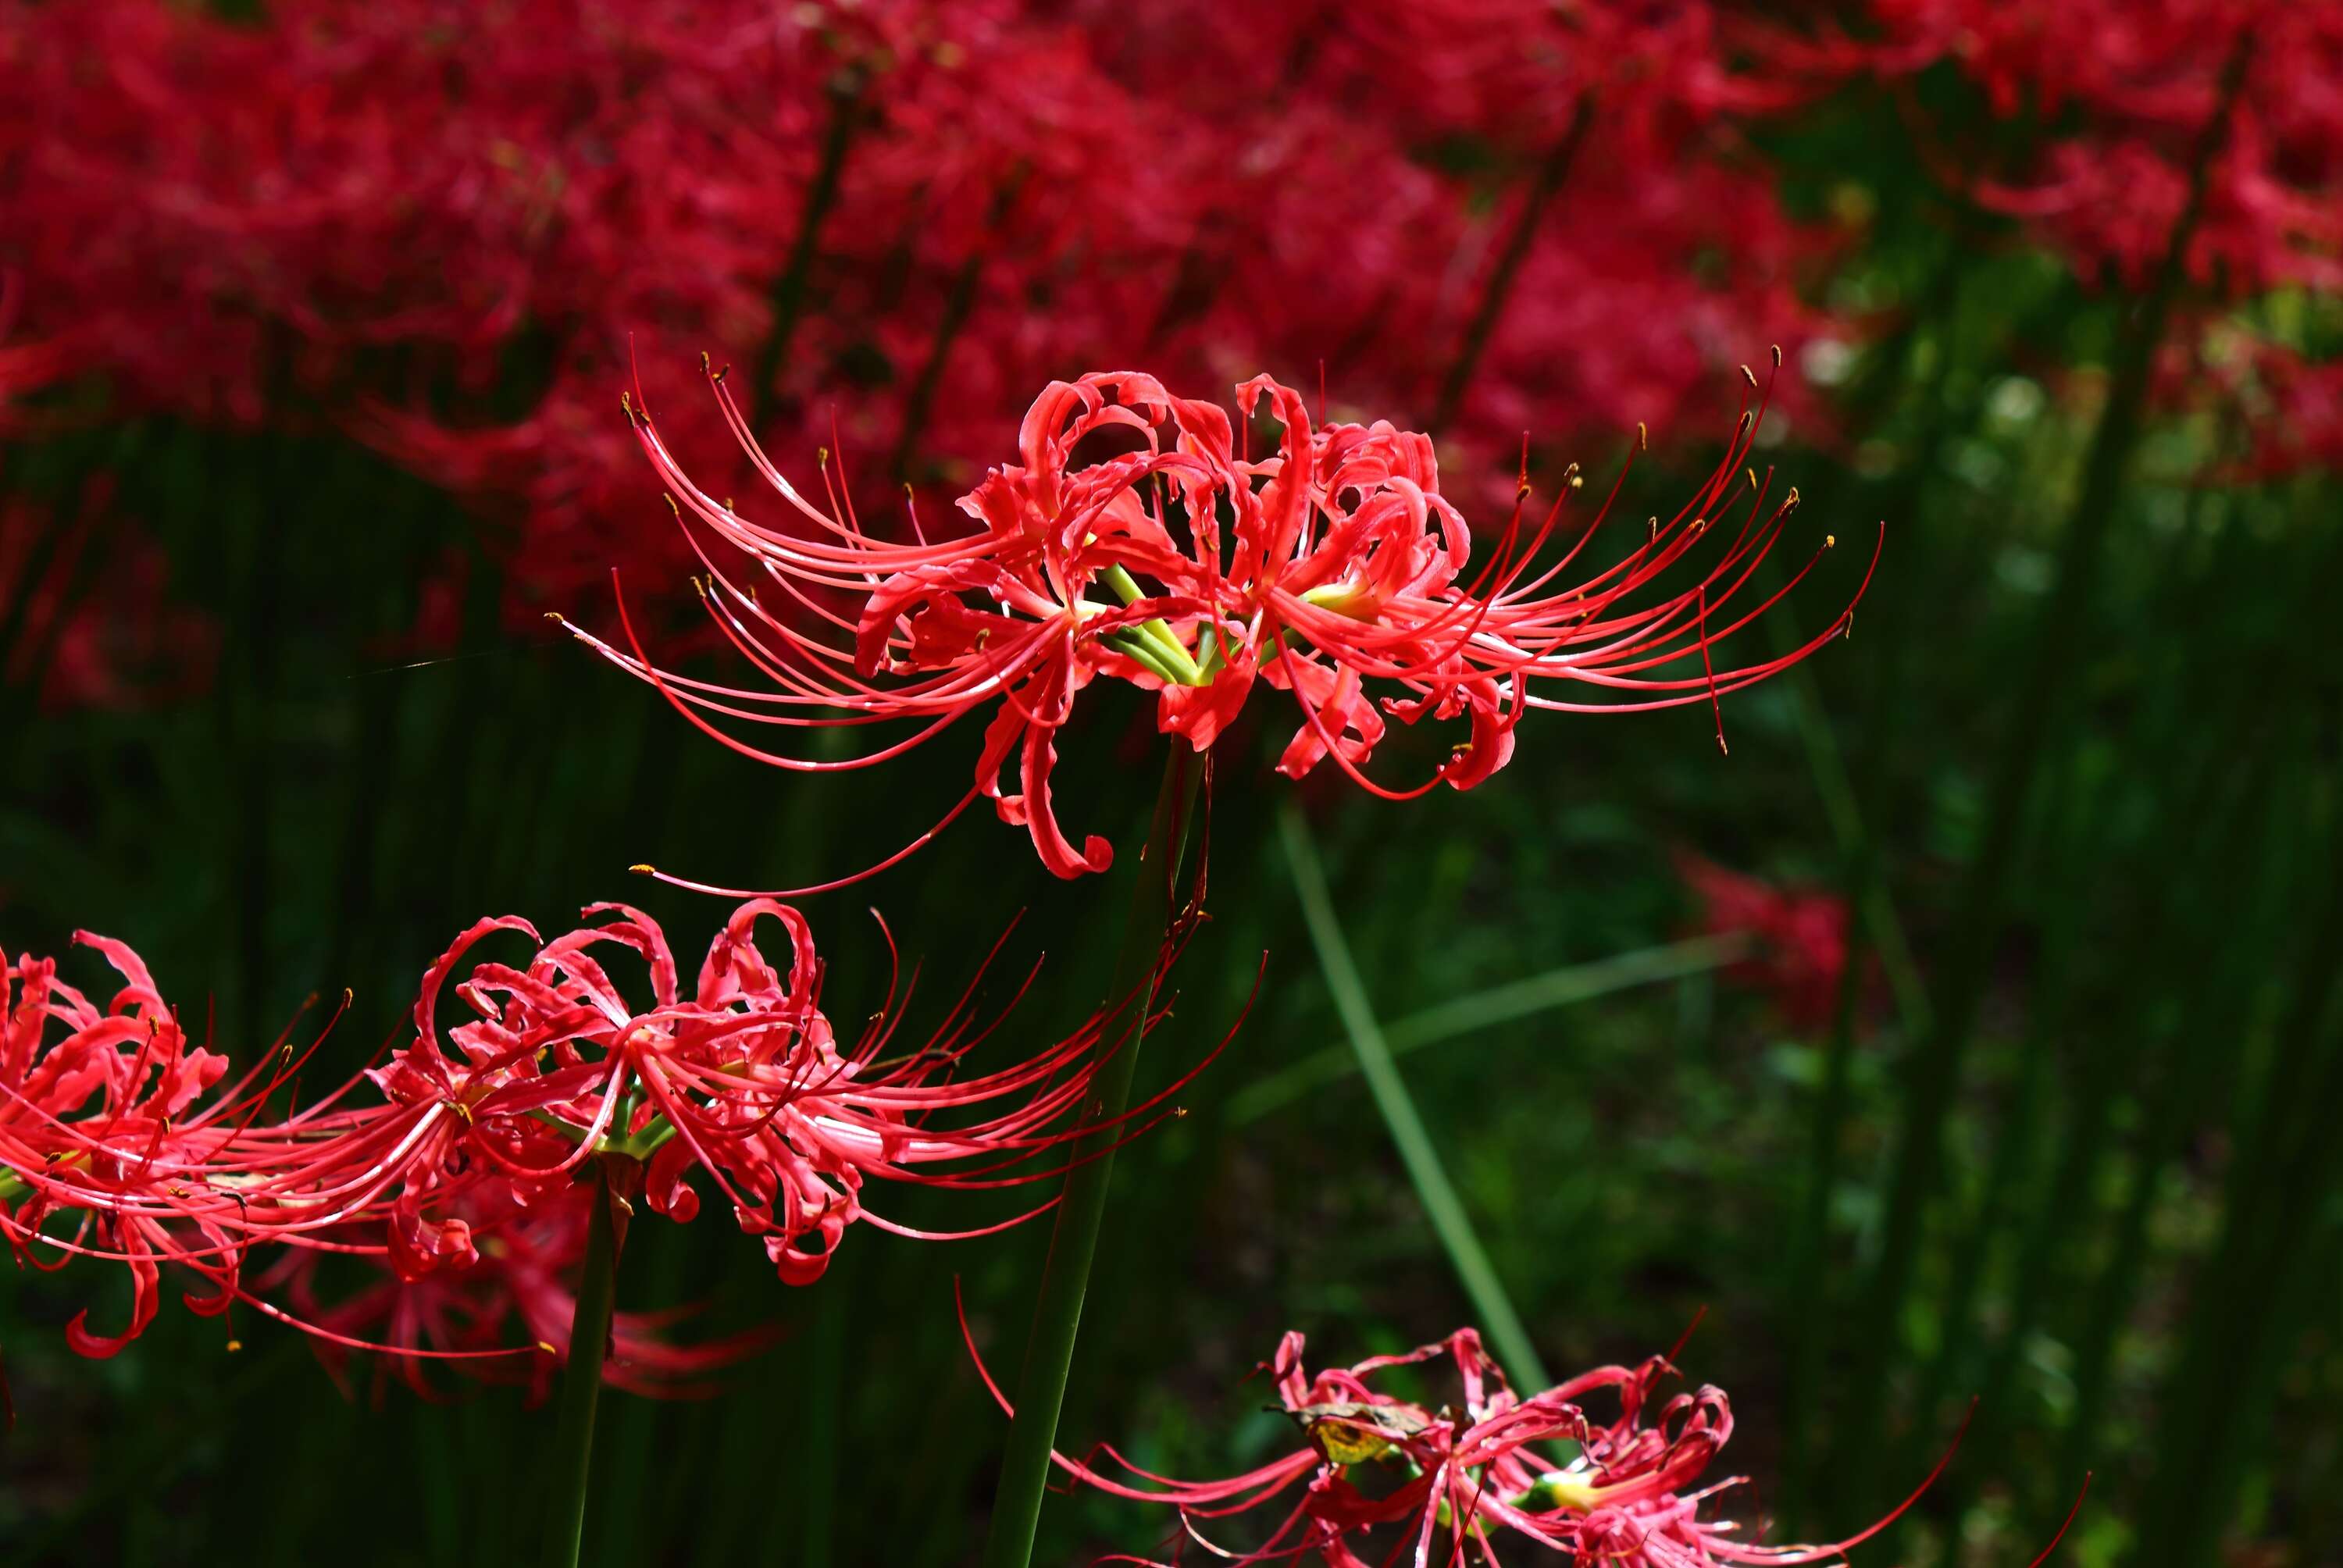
[1429,99,1595,434]
[2136,738,2343,1566]
[751,70,864,429]
[1763,605,1929,1038]
[977,747,1199,1568]
[542,1157,623,1568]
[893,166,1029,482]
[1831,33,2252,1513]
[1277,800,1549,1388]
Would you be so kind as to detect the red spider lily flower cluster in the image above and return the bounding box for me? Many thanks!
[1766,0,2343,477]
[2,896,1217,1388]
[1676,854,1854,1031]
[965,1317,2075,1567]
[568,365,1875,882]
[1856,0,2343,296]
[1,0,1844,614]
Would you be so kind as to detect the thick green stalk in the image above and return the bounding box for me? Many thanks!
[977,748,1198,1568]
[1277,801,1549,1387]
[541,1159,623,1568]
[798,1250,855,1563]
[1832,40,2249,1512]
[1227,935,1744,1127]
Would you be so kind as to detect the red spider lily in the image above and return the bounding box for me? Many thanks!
[1676,854,1853,1030]
[571,362,1876,886]
[359,896,1229,1287]
[2,893,1227,1380]
[963,1310,2085,1567]
[0,933,401,1360]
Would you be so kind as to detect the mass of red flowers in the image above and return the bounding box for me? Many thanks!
[0,897,1216,1386]
[572,364,1877,882]
[0,0,1851,622]
[964,1316,2075,1567]
[1761,0,2343,477]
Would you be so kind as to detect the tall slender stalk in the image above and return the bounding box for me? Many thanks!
[1924,593,2300,1548]
[1277,800,1549,1387]
[1428,99,1595,434]
[977,747,1199,1568]
[893,167,1029,482]
[1831,37,2252,1511]
[1774,878,1870,1532]
[2136,748,2342,1567]
[751,71,864,429]
[541,1158,623,1568]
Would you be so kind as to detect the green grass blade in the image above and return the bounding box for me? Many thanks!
[1227,933,1746,1127]
[1276,800,1549,1388]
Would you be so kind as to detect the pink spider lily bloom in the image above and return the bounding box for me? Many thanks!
[963,1315,2077,1568]
[360,896,1228,1288]
[1676,853,1854,1029]
[570,358,1876,888]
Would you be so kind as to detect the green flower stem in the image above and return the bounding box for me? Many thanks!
[978,747,1200,1568]
[1277,800,1549,1388]
[1101,565,1206,683]
[0,1171,23,1205]
[540,1156,624,1568]
[1101,628,1193,690]
[1226,934,1747,1126]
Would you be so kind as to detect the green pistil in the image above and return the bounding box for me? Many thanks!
[1196,623,1229,680]
[1101,565,1207,685]
[1517,1469,1603,1513]
[1299,579,1379,621]
[610,1117,679,1161]
[526,1106,679,1162]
